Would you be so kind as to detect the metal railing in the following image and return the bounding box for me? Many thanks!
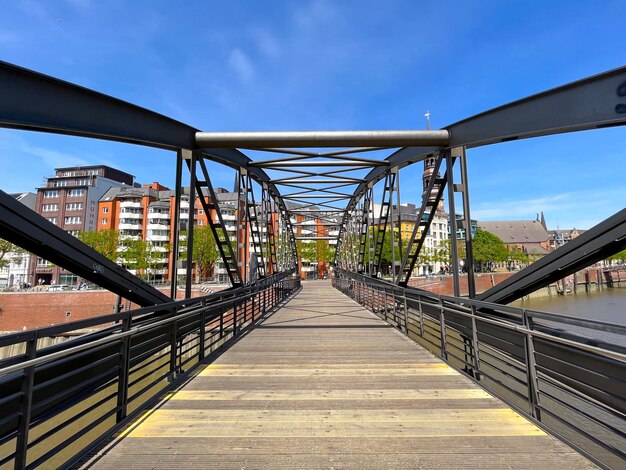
[332,268,626,469]
[0,271,300,469]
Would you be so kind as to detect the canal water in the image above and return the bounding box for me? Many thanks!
[513,286,626,326]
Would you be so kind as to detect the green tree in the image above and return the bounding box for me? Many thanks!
[119,239,155,277]
[78,229,120,261]
[607,249,626,264]
[0,238,26,268]
[472,229,508,272]
[192,225,220,280]
[508,246,529,269]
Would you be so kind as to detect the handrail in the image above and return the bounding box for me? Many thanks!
[332,267,626,469]
[0,273,301,469]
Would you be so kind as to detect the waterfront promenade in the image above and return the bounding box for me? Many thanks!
[83,281,594,469]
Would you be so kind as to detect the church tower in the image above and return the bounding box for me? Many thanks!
[422,156,445,212]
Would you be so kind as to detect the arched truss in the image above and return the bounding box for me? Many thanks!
[1,60,626,304]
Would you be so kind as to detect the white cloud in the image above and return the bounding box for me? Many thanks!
[0,31,22,46]
[472,188,626,229]
[228,48,255,84]
[64,0,92,10]
[20,144,91,169]
[252,29,280,59]
[292,0,337,30]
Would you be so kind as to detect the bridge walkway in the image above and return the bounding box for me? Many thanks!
[84,281,594,469]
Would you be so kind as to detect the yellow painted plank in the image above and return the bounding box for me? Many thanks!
[202,363,449,370]
[127,422,545,439]
[131,408,531,423]
[198,367,458,377]
[168,389,494,401]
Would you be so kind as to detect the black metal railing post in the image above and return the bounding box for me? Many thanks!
[116,315,132,423]
[522,310,542,420]
[15,334,37,470]
[439,297,448,360]
[199,302,206,361]
[169,309,179,381]
[470,304,481,380]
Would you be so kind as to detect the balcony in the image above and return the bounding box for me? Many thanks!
[147,223,170,230]
[120,201,142,209]
[148,234,169,242]
[119,222,142,230]
[120,212,143,219]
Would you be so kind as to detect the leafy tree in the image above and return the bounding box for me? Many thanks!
[0,238,27,269]
[78,229,120,261]
[508,246,529,269]
[607,249,626,263]
[472,229,508,271]
[192,225,220,280]
[362,227,402,275]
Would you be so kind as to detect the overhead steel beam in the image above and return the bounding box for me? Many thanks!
[478,207,626,304]
[0,61,196,149]
[196,130,450,148]
[446,65,626,148]
[252,160,385,168]
[295,236,338,241]
[0,189,169,306]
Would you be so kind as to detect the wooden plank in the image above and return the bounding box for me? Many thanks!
[88,280,596,469]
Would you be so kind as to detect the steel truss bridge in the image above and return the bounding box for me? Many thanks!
[0,61,625,468]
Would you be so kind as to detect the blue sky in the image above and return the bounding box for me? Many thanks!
[1,0,625,229]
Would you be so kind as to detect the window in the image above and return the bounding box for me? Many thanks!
[42,204,58,212]
[44,190,59,198]
[68,189,84,197]
[198,209,204,215]
[62,171,77,177]
[37,258,51,267]
[67,230,80,237]
[102,207,109,213]
[75,179,89,186]
[101,218,108,225]
[65,202,83,211]
[50,180,68,187]
[64,216,82,225]
[198,220,204,226]
[45,217,57,225]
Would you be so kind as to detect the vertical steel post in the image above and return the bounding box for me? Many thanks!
[116,315,131,422]
[15,335,37,470]
[439,298,448,360]
[470,304,481,380]
[446,152,460,297]
[169,309,179,381]
[170,150,185,300]
[458,147,476,298]
[402,292,409,334]
[199,303,206,360]
[522,310,542,420]
[185,152,198,299]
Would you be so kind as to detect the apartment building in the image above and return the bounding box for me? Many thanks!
[96,183,256,283]
[0,192,36,288]
[30,165,134,286]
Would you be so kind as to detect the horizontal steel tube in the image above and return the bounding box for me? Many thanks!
[196,130,450,148]
[295,236,338,240]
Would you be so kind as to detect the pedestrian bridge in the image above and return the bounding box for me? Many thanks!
[0,61,625,469]
[81,281,592,469]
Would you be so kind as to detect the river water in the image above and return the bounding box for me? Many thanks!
[513,286,626,326]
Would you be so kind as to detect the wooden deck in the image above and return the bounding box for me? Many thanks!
[85,281,595,469]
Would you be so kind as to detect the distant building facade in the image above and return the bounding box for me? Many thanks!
[0,193,36,288]
[30,165,135,286]
[97,183,255,283]
[478,213,550,260]
[548,228,585,251]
